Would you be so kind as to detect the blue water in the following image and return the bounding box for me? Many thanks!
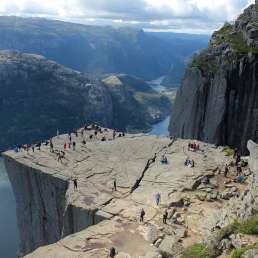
[0,158,18,258]
[149,116,170,137]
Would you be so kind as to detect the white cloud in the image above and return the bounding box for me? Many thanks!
[0,0,255,33]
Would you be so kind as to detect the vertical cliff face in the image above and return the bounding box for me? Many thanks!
[170,3,258,153]
[4,156,109,256]
[4,156,68,256]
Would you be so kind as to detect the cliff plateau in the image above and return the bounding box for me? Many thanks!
[3,127,258,257]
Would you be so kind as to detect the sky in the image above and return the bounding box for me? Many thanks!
[0,0,255,34]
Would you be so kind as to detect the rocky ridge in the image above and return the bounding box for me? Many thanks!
[0,16,208,80]
[3,128,257,257]
[170,2,258,153]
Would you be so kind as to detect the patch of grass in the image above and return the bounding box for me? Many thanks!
[191,51,219,74]
[181,243,210,258]
[211,23,258,54]
[238,216,258,235]
[231,243,258,258]
[223,146,235,156]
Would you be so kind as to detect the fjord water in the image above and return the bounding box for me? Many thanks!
[0,157,18,258]
[148,116,170,136]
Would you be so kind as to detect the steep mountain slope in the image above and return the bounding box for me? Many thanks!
[150,32,209,87]
[0,51,170,151]
[103,74,171,131]
[0,16,208,80]
[170,3,258,153]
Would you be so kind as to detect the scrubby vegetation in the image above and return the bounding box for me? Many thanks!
[181,243,211,258]
[211,23,258,54]
[231,243,258,258]
[223,146,235,156]
[238,216,258,235]
[181,217,258,258]
[191,50,219,74]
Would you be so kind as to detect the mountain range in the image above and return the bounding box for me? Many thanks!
[0,16,209,82]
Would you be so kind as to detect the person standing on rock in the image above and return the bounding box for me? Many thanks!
[140,208,145,222]
[224,164,229,178]
[36,142,41,151]
[236,153,241,165]
[163,209,168,224]
[109,247,116,258]
[113,130,116,140]
[73,178,78,190]
[50,139,54,153]
[57,152,61,162]
[112,179,117,191]
[155,193,161,206]
[72,141,76,151]
[64,143,67,150]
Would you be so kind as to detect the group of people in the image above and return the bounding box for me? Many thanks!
[81,124,125,144]
[14,123,126,156]
[184,158,195,168]
[223,151,247,183]
[188,142,200,152]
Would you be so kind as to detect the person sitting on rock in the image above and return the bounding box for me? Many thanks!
[163,209,168,224]
[101,136,106,142]
[211,225,221,232]
[140,208,145,222]
[236,164,242,176]
[202,176,210,185]
[191,160,195,168]
[184,158,190,166]
[109,247,116,258]
[161,155,168,164]
[235,175,246,184]
[185,158,194,168]
[172,215,178,224]
[82,139,86,145]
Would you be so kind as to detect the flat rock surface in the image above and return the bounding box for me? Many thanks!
[4,128,250,257]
